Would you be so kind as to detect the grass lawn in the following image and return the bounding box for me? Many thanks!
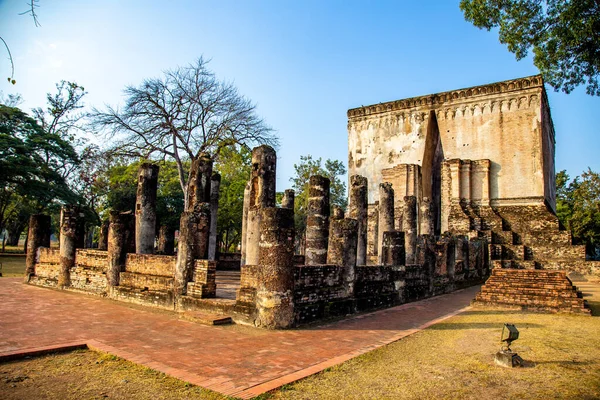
[0,255,25,277]
[1,282,599,399]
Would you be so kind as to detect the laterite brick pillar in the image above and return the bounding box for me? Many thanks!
[281,189,295,209]
[254,207,295,329]
[135,163,159,254]
[378,182,395,264]
[305,175,330,265]
[24,214,51,280]
[58,206,79,287]
[174,206,203,295]
[403,196,418,264]
[245,145,276,266]
[349,175,368,266]
[98,219,109,251]
[240,181,251,267]
[420,196,434,236]
[107,212,134,287]
[193,203,211,260]
[327,218,358,296]
[381,231,405,266]
[208,173,221,260]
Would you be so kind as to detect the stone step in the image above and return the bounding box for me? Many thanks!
[119,272,174,291]
[475,294,586,309]
[179,311,233,326]
[483,278,575,288]
[479,287,579,298]
[491,260,538,269]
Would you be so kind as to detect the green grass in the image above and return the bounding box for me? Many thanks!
[0,255,25,277]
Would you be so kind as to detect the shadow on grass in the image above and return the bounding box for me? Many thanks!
[461,310,529,316]
[427,322,542,330]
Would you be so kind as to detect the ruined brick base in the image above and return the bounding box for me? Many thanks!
[472,269,590,315]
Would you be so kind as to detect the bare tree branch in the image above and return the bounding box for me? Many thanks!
[92,56,278,209]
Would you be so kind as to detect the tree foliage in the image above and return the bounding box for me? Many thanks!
[289,155,347,244]
[214,145,252,252]
[92,57,277,209]
[556,168,600,258]
[0,103,80,236]
[460,0,600,95]
[102,160,185,232]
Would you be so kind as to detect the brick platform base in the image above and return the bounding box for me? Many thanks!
[472,269,591,315]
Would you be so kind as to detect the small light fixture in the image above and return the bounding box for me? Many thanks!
[495,323,524,368]
[500,323,519,351]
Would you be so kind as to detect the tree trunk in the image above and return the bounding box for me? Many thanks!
[6,227,22,246]
[98,219,109,250]
[25,215,51,278]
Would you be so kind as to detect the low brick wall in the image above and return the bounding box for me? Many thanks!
[29,248,60,287]
[125,254,175,276]
[70,249,108,294]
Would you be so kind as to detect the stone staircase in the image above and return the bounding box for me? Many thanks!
[472,268,590,314]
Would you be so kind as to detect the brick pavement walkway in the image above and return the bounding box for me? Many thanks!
[0,278,479,398]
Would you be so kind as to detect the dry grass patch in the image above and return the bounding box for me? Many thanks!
[271,282,600,400]
[0,350,229,400]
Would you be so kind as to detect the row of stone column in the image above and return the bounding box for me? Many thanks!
[350,175,427,266]
[132,160,221,259]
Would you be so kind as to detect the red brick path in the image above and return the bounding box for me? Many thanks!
[0,278,479,398]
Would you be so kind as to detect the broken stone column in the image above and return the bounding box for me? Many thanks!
[240,181,251,267]
[402,196,418,264]
[135,163,159,254]
[157,225,175,255]
[98,219,109,251]
[420,197,434,236]
[245,145,277,266]
[367,202,379,264]
[281,189,295,209]
[255,207,295,329]
[349,175,368,266]
[24,214,51,279]
[208,173,221,261]
[332,206,345,220]
[75,217,86,249]
[381,231,405,266]
[58,206,79,287]
[107,212,134,287]
[174,205,203,295]
[305,175,330,265]
[378,183,395,264]
[187,153,213,210]
[193,203,211,260]
[327,218,358,296]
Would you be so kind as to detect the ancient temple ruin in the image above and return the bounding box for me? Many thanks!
[23,75,597,328]
[348,74,597,313]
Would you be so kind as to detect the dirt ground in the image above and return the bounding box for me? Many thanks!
[0,350,227,400]
[1,281,599,400]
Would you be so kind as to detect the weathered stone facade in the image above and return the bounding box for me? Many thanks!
[348,75,593,314]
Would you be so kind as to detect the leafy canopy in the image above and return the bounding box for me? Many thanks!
[92,57,277,209]
[290,155,347,238]
[460,0,600,95]
[556,168,600,258]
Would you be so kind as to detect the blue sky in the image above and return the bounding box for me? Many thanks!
[1,0,598,189]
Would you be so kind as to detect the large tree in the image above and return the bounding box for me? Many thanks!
[556,168,600,259]
[0,104,80,237]
[92,57,278,210]
[460,0,600,95]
